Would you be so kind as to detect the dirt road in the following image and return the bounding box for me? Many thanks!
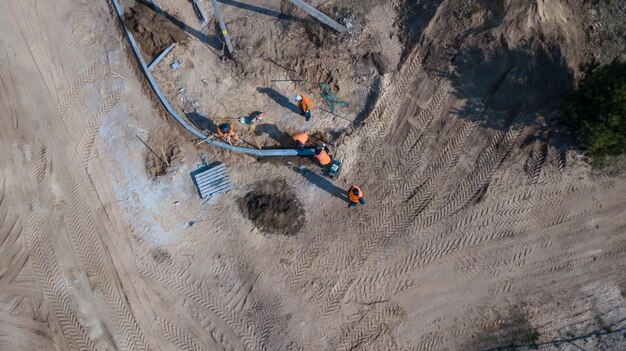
[1,0,625,350]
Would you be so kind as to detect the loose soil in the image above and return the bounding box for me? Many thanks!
[145,130,182,178]
[124,2,188,59]
[239,180,304,236]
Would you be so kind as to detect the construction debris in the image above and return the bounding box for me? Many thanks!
[148,43,175,71]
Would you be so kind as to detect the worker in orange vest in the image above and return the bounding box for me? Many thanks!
[217,122,239,145]
[293,132,309,149]
[314,144,332,166]
[294,94,312,121]
[348,185,365,208]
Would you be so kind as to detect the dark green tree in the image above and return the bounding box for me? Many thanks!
[561,59,626,158]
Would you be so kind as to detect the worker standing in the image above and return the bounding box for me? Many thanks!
[348,185,365,208]
[314,144,332,166]
[217,122,239,145]
[293,132,309,149]
[294,94,313,121]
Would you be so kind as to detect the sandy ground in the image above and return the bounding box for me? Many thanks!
[1,0,625,350]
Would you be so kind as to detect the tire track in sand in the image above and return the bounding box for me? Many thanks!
[64,179,149,351]
[139,260,260,351]
[57,63,98,124]
[26,208,95,351]
[77,86,124,165]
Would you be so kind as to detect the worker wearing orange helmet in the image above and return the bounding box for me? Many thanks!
[314,144,332,166]
[294,94,313,121]
[293,132,309,149]
[217,122,239,145]
[348,185,365,208]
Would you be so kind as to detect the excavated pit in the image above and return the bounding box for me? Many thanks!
[240,180,305,236]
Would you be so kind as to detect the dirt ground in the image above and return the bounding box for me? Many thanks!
[1,0,625,350]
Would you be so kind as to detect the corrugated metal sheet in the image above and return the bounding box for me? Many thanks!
[192,163,232,199]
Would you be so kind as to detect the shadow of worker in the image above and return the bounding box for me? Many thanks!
[292,166,349,203]
[257,87,301,114]
[254,123,291,146]
[186,111,217,132]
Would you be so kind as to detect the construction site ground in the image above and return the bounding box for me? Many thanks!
[1,0,625,350]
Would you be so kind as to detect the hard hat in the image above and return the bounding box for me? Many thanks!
[294,95,302,102]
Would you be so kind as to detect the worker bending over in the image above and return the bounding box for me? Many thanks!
[348,185,365,208]
[314,144,332,166]
[294,94,313,121]
[249,111,264,124]
[293,132,309,149]
[217,122,239,145]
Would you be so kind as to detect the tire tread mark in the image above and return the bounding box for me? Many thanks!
[139,261,260,351]
[58,63,98,122]
[523,142,547,185]
[158,317,204,351]
[27,210,95,351]
[65,181,148,351]
[77,87,124,165]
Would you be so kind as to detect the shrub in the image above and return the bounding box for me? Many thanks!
[561,59,626,158]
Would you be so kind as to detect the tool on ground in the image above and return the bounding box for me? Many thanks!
[328,146,344,179]
[136,135,168,166]
[110,70,127,80]
[160,147,170,166]
[319,83,347,114]
[271,79,306,83]
[320,107,354,123]
[237,136,259,149]
[196,134,215,146]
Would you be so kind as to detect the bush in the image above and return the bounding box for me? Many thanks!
[561,59,626,158]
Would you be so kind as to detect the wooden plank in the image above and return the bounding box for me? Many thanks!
[210,0,234,55]
[288,0,347,33]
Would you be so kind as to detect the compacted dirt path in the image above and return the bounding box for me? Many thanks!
[1,0,625,350]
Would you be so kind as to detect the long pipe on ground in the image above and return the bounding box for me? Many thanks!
[288,0,347,33]
[110,0,314,157]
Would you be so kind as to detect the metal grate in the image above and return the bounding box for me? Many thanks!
[191,163,232,199]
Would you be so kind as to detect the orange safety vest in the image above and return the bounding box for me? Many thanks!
[315,149,331,165]
[218,124,234,137]
[298,94,312,113]
[293,132,309,145]
[348,186,363,203]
